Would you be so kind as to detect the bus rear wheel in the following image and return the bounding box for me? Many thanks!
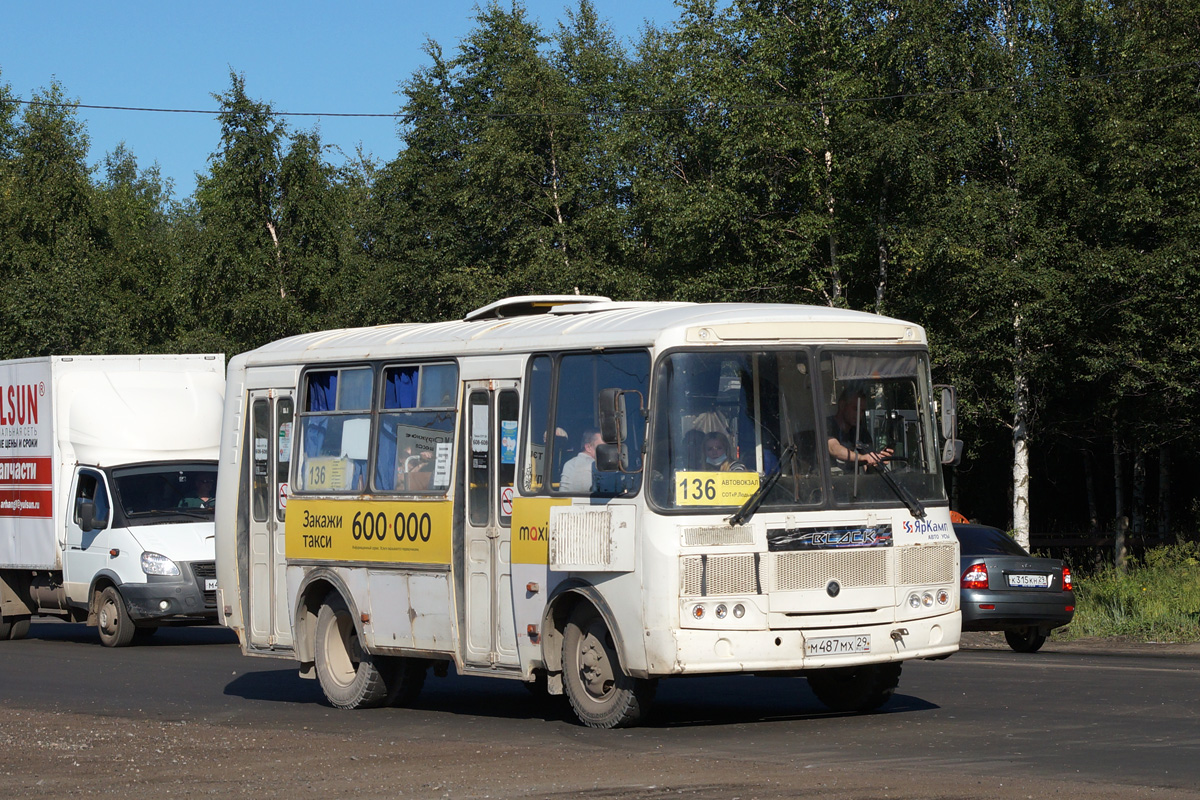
[314,594,390,709]
[562,604,655,728]
[807,662,901,713]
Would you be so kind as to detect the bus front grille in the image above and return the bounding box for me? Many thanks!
[772,549,890,592]
[679,554,760,597]
[897,544,957,585]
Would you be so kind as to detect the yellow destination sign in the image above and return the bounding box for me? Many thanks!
[674,471,760,506]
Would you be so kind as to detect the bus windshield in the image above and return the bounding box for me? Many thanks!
[648,348,945,512]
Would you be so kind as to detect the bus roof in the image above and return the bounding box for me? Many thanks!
[239,298,927,367]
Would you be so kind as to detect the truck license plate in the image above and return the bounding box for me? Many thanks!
[205,579,218,591]
[1007,574,1049,588]
[806,635,871,656]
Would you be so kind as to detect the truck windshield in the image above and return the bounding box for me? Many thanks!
[111,462,219,520]
[648,348,945,512]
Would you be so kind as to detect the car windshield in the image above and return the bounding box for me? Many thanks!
[955,525,1030,557]
[648,348,946,512]
[111,462,219,519]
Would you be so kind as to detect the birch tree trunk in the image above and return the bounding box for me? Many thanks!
[1011,304,1031,551]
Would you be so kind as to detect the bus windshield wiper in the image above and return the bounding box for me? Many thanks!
[728,444,795,527]
[863,453,926,519]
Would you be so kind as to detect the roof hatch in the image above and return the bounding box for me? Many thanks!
[464,294,613,321]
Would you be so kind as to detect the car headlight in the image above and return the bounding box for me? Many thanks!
[141,551,181,576]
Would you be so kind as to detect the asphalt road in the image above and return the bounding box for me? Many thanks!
[2,620,1198,797]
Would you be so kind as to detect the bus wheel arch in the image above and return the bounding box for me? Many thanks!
[293,571,349,667]
[540,583,625,684]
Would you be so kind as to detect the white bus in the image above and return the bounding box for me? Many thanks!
[214,296,963,728]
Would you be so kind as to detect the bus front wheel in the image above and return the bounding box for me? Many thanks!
[807,662,902,713]
[562,604,655,729]
[314,594,390,709]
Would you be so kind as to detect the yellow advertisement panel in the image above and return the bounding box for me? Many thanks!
[510,496,571,565]
[674,471,760,507]
[286,497,453,564]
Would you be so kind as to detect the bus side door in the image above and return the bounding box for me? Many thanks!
[461,381,521,670]
[246,390,294,650]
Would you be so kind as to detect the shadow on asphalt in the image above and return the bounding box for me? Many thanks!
[221,663,942,728]
[26,620,238,647]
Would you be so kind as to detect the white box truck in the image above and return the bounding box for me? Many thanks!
[0,355,225,646]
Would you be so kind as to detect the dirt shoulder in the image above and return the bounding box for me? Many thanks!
[1,704,1193,800]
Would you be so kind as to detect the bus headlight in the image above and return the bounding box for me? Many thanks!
[141,551,181,577]
[715,604,728,619]
[908,593,922,609]
[937,589,950,605]
[732,604,745,619]
[691,604,705,620]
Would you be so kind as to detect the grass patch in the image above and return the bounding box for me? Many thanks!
[1055,542,1200,642]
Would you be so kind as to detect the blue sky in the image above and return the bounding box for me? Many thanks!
[1,1,684,200]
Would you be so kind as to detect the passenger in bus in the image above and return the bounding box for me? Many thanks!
[703,431,746,472]
[560,428,602,493]
[827,388,892,470]
[682,428,707,471]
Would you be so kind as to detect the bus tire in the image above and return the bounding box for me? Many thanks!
[807,662,901,713]
[0,616,10,639]
[384,657,427,707]
[314,595,390,709]
[97,587,136,648]
[562,603,655,728]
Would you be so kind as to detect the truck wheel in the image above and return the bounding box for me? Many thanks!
[314,594,390,709]
[8,616,30,640]
[562,603,655,728]
[0,617,10,639]
[1004,627,1047,653]
[97,587,136,647]
[807,662,902,713]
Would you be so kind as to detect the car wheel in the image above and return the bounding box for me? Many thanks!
[1004,627,1047,653]
[97,587,136,647]
[314,594,390,709]
[807,662,902,713]
[562,603,655,728]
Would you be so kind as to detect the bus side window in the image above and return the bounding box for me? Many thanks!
[522,355,552,494]
[296,366,372,494]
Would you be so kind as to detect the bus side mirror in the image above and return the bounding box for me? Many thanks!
[596,388,644,473]
[935,385,963,466]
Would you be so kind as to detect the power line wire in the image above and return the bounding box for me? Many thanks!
[3,60,1195,121]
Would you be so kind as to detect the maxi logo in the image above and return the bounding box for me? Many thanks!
[517,525,547,542]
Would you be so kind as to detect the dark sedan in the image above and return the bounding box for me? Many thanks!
[954,523,1075,652]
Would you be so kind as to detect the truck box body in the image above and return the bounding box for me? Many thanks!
[0,355,225,645]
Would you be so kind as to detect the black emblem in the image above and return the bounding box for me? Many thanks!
[827,581,841,597]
